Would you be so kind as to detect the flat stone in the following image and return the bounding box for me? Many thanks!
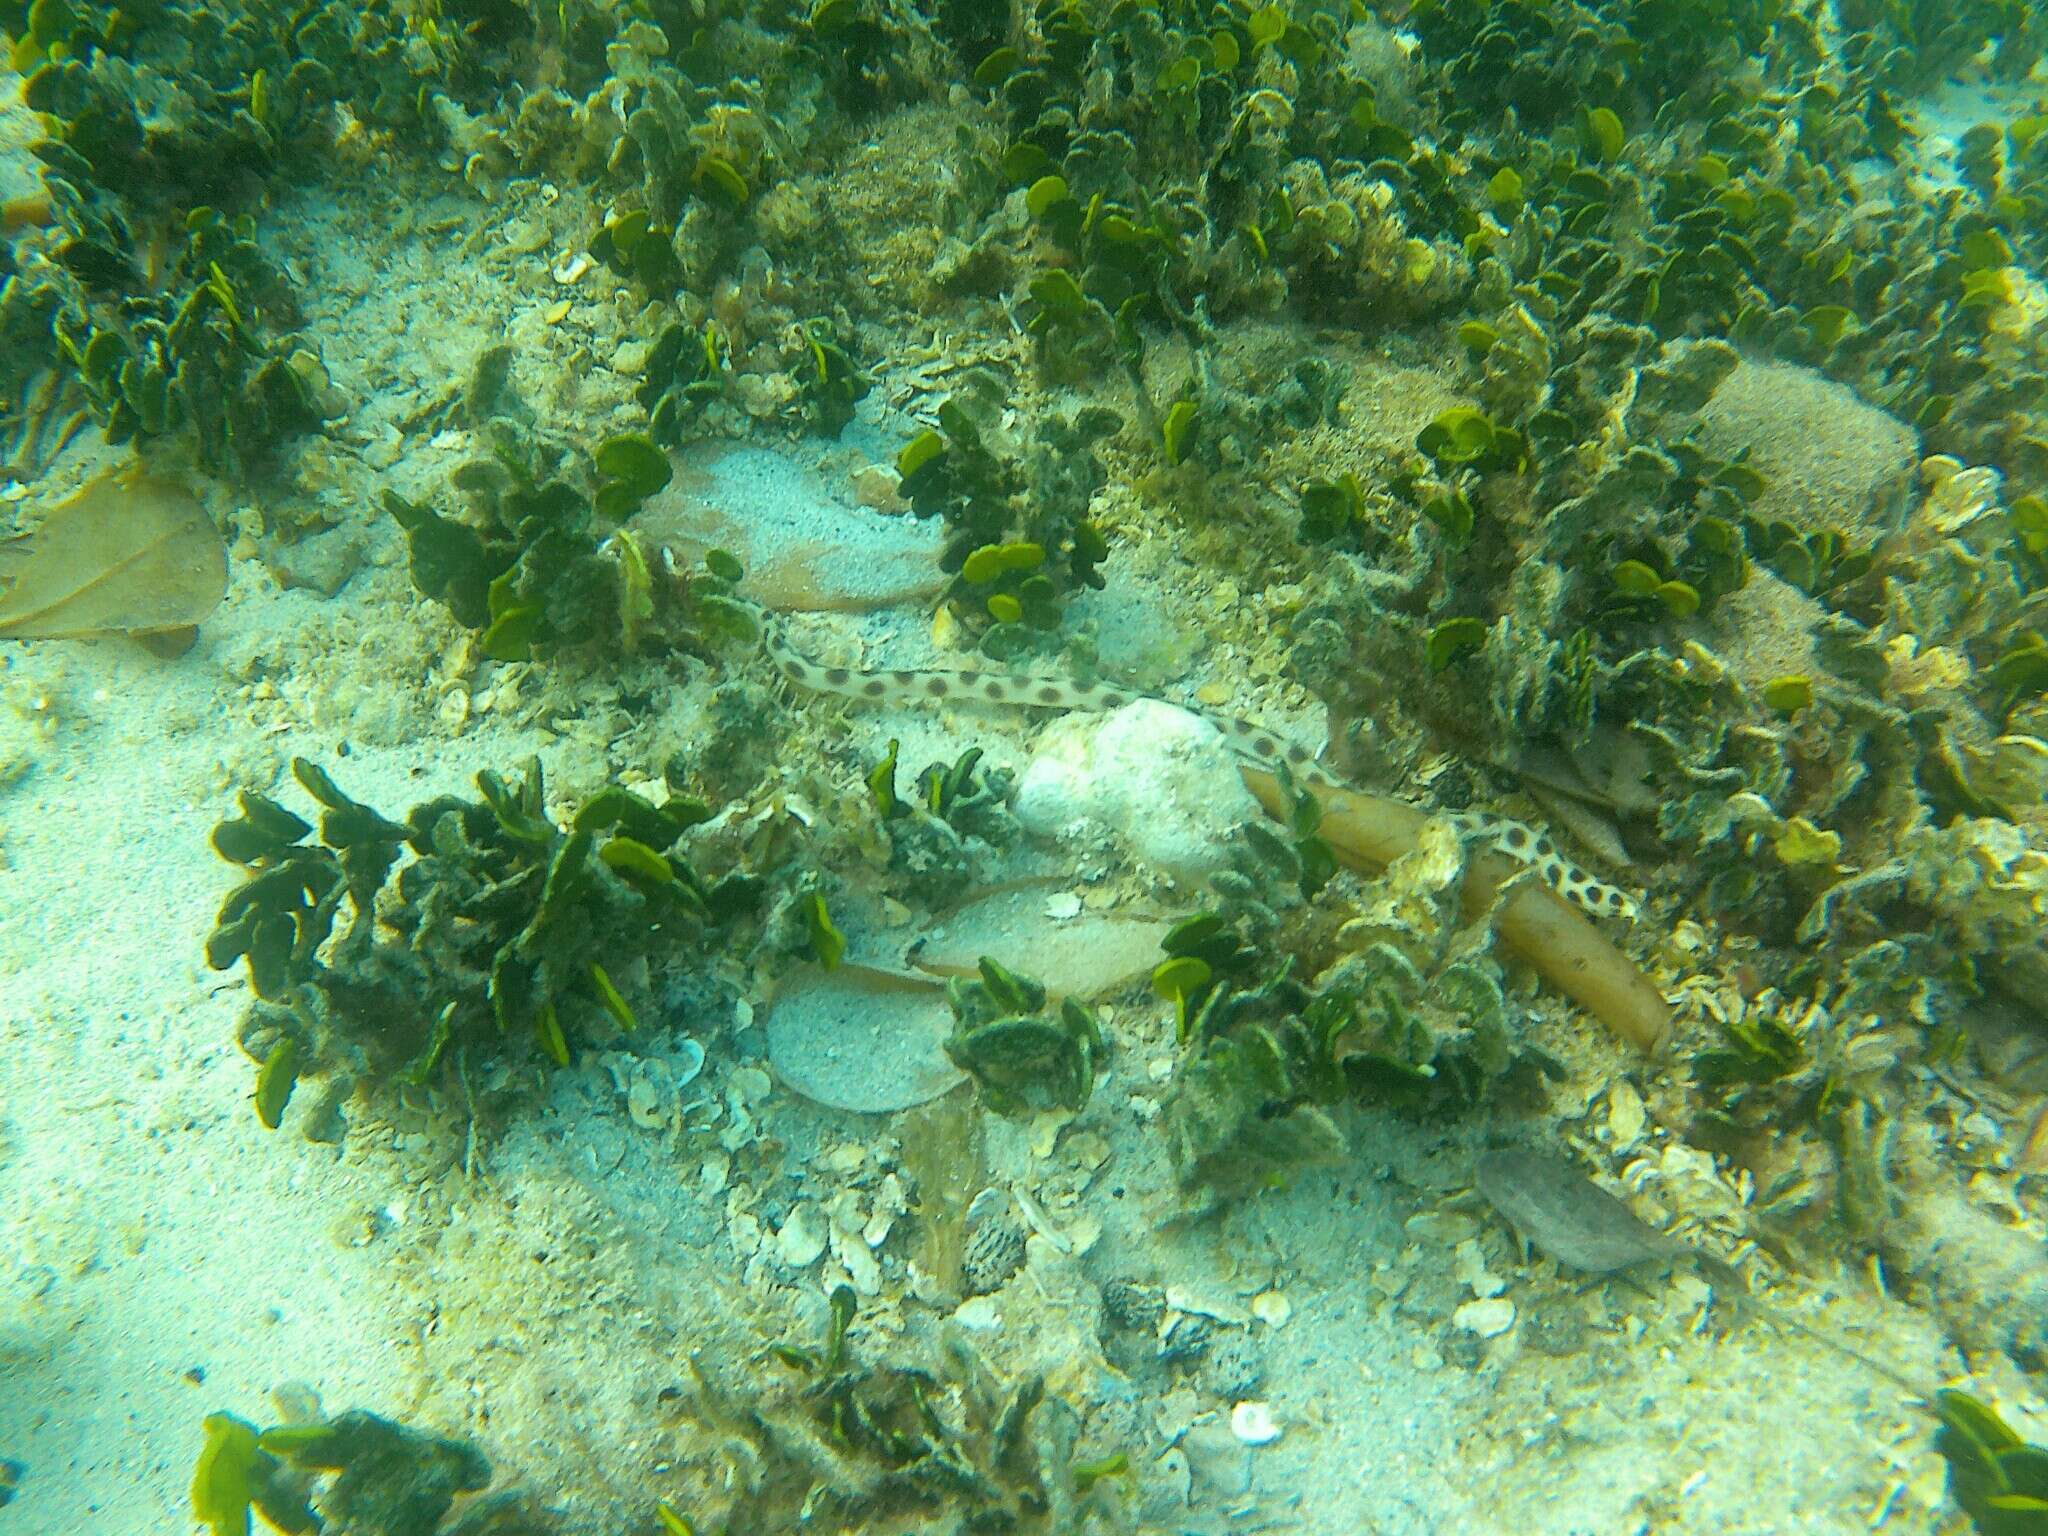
[907,885,1170,997]
[637,442,945,611]
[764,963,964,1113]
[1452,1297,1516,1338]
[265,526,365,598]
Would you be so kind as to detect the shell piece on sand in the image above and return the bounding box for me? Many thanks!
[908,885,1171,997]
[1475,1147,1678,1274]
[1230,1401,1282,1446]
[0,469,226,639]
[765,963,965,1113]
[637,443,945,611]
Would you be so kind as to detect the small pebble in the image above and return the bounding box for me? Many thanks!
[1452,1297,1517,1338]
[851,463,903,511]
[1230,1401,1282,1446]
[954,1294,1002,1331]
[773,1204,826,1268]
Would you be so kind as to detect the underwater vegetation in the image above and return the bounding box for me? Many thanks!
[0,0,2026,1529]
[862,737,1018,906]
[895,394,1115,659]
[191,1402,547,1536]
[385,366,757,664]
[943,956,1106,1117]
[1154,884,1541,1198]
[205,756,764,1138]
[1935,1390,2048,1536]
[664,1294,1128,1533]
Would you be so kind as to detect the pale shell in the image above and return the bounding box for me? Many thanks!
[1606,1080,1647,1148]
[1229,1401,1282,1446]
[673,1037,706,1088]
[1164,1285,1251,1327]
[773,1203,826,1269]
[626,1073,666,1130]
[830,1221,882,1295]
[954,1295,1002,1331]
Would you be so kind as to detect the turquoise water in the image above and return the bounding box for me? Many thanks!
[1,4,2046,1533]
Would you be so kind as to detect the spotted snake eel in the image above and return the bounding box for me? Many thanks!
[761,615,1638,921]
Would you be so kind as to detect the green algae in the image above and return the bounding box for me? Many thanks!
[207,756,757,1132]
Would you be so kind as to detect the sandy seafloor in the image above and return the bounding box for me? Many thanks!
[0,68,2043,1536]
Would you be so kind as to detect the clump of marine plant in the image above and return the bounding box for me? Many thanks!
[1932,1389,2048,1536]
[861,738,1017,906]
[0,0,405,479]
[943,956,1105,1115]
[664,1286,1130,1532]
[192,1398,547,1536]
[205,756,761,1138]
[1150,806,1545,1199]
[895,394,1115,660]
[387,346,758,663]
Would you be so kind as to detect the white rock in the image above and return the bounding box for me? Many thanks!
[830,1220,882,1295]
[1605,1079,1647,1148]
[954,1295,1002,1331]
[1452,1238,1505,1300]
[699,1153,730,1195]
[1251,1290,1292,1329]
[773,1203,827,1268]
[1230,1401,1282,1446]
[864,1173,908,1247]
[1012,700,1259,881]
[1165,1285,1252,1327]
[727,1210,761,1259]
[1452,1297,1517,1338]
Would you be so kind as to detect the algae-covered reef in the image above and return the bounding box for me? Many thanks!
[7,0,2048,1532]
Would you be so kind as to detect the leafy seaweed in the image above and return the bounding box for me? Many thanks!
[207,757,757,1133]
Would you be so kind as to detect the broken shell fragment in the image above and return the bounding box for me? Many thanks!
[673,1036,706,1088]
[1453,1297,1517,1338]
